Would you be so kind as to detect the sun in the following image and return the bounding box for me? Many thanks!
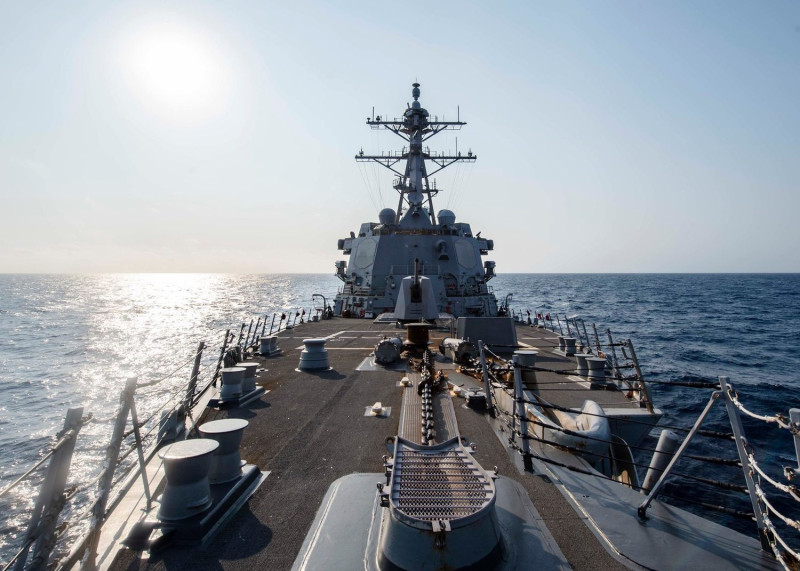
[120,21,229,121]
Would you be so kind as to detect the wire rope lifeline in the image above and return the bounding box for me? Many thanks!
[506,420,748,494]
[754,484,800,531]
[480,345,720,389]
[727,388,798,433]
[516,406,738,461]
[745,450,800,501]
[135,345,206,389]
[0,414,91,499]
[762,514,800,569]
[505,422,752,513]
[509,392,733,439]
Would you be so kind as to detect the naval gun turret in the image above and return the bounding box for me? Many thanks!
[333,84,499,319]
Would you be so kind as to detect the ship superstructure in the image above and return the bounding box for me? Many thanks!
[7,84,797,571]
[333,84,499,318]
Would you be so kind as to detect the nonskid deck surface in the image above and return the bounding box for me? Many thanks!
[398,370,459,444]
[516,328,643,410]
[108,318,678,570]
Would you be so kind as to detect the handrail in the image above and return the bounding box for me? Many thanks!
[5,407,85,571]
[7,301,314,569]
[3,336,219,570]
[57,338,220,569]
[0,449,56,500]
[635,376,800,567]
[489,323,799,568]
[339,284,374,296]
[511,311,654,411]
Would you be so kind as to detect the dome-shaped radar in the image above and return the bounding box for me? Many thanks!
[379,208,396,225]
[411,83,421,110]
[438,209,456,226]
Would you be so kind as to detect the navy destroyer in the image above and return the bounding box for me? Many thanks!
[4,84,799,571]
[333,82,498,320]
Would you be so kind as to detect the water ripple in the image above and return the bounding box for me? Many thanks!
[0,273,798,561]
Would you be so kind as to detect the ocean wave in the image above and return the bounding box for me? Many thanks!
[1,273,798,562]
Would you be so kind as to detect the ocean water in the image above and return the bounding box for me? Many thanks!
[1,273,799,563]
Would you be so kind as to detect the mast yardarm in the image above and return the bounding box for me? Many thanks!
[336,83,497,319]
[355,83,477,225]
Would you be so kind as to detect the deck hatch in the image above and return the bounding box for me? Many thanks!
[390,437,494,524]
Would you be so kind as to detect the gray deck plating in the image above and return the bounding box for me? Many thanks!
[518,330,649,411]
[398,372,459,444]
[292,473,571,571]
[544,461,781,570]
[105,318,776,570]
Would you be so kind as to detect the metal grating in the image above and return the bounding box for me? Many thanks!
[431,392,458,441]
[391,441,494,522]
[398,373,423,442]
[397,374,459,444]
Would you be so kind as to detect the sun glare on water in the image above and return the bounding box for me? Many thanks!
[120,21,230,121]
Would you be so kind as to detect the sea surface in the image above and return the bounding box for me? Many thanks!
[1,273,799,564]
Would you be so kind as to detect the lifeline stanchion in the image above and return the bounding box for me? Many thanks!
[11,408,84,571]
[211,329,232,387]
[478,340,494,416]
[512,354,532,472]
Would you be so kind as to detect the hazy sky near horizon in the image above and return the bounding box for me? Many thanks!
[1,1,798,273]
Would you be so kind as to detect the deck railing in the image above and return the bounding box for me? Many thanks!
[509,309,654,411]
[0,304,320,571]
[480,335,800,570]
[638,377,799,569]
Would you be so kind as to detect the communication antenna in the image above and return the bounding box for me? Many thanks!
[355,83,477,222]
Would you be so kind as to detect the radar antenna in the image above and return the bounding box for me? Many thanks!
[355,83,477,224]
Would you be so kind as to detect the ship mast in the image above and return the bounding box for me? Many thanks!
[355,83,477,225]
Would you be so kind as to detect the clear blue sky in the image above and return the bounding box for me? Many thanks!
[1,1,798,273]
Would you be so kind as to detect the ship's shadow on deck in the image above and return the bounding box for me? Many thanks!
[526,353,567,365]
[292,368,347,380]
[140,506,272,570]
[199,400,270,423]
